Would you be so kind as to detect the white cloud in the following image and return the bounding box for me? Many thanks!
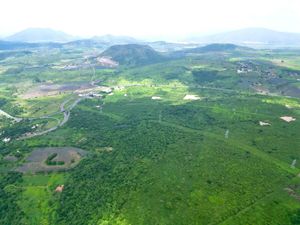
[0,0,299,39]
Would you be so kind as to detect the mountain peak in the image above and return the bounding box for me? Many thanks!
[5,28,75,43]
[187,27,300,47]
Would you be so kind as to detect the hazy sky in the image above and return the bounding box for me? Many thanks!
[1,0,300,39]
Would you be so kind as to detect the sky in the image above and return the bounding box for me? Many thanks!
[1,0,300,40]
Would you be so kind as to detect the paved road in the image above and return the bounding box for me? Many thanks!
[18,97,85,140]
[16,59,97,140]
[59,97,83,127]
[6,58,99,140]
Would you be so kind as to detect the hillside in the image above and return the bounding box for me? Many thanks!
[0,40,38,50]
[183,43,250,53]
[187,28,300,47]
[100,44,164,66]
[0,40,62,50]
[4,28,76,43]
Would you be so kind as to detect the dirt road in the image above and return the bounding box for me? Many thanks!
[0,109,22,122]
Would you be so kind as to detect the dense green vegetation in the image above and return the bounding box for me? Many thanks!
[183,43,250,53]
[45,153,65,166]
[0,172,24,224]
[0,42,300,224]
[100,44,165,66]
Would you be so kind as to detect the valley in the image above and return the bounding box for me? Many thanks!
[0,42,300,225]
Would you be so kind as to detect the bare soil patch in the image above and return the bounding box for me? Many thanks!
[55,185,64,192]
[16,147,88,173]
[151,96,161,100]
[280,116,296,122]
[97,56,119,67]
[21,83,96,99]
[183,94,201,100]
[259,121,271,126]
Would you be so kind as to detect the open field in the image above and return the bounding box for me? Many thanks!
[18,173,66,224]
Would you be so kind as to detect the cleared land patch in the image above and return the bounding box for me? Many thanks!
[280,116,296,122]
[20,83,110,99]
[183,94,201,100]
[16,147,88,173]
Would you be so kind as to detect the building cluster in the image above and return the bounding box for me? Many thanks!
[236,62,254,74]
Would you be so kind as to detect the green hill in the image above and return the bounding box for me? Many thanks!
[184,43,250,53]
[100,44,164,66]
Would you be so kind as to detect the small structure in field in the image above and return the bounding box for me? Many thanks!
[237,69,246,74]
[95,146,113,153]
[183,94,201,100]
[79,92,102,98]
[55,185,64,192]
[31,124,39,129]
[259,121,271,126]
[280,116,296,122]
[152,96,161,100]
[2,137,11,143]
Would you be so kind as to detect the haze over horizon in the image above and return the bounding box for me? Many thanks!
[1,0,300,41]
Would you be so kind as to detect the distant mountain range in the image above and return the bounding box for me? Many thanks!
[187,28,300,47]
[2,28,141,45]
[2,27,300,48]
[4,28,76,43]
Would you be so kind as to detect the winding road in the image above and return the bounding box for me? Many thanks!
[17,96,86,140]
[14,58,98,140]
[0,109,22,122]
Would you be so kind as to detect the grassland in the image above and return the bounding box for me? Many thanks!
[19,173,66,225]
